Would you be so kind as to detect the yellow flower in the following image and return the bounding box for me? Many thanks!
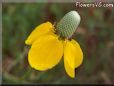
[25,11,83,78]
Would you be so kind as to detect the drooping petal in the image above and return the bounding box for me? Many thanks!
[64,56,75,78]
[63,39,83,78]
[63,40,75,78]
[28,34,63,71]
[71,39,83,68]
[25,22,54,45]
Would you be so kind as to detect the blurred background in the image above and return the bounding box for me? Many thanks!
[2,3,114,84]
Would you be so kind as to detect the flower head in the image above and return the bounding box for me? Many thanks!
[25,11,83,78]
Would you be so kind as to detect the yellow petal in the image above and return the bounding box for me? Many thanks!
[28,34,63,71]
[63,39,83,78]
[25,22,54,45]
[71,39,83,68]
[64,56,75,78]
[63,40,75,78]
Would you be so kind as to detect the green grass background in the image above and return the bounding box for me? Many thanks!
[2,3,114,84]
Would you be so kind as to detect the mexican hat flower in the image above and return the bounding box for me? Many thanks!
[25,11,83,78]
